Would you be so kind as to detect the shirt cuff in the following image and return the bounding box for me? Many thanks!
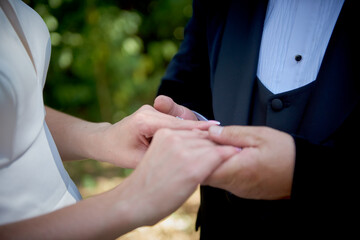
[192,111,209,121]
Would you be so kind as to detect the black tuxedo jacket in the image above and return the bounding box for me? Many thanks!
[158,0,359,237]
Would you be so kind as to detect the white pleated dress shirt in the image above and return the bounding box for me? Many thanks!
[0,0,81,225]
[257,0,345,94]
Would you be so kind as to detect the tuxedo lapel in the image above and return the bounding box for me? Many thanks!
[212,0,268,125]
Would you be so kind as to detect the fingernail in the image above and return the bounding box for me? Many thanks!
[209,125,223,136]
[208,120,221,125]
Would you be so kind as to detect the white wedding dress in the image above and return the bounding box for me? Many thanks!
[0,0,81,225]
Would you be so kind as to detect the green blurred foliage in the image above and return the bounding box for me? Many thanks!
[24,0,192,183]
[26,0,192,123]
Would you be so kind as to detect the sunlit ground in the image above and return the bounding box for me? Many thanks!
[65,160,200,240]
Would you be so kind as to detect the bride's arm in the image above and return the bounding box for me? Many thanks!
[45,105,218,168]
[0,186,136,240]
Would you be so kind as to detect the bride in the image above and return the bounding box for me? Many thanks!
[0,0,237,238]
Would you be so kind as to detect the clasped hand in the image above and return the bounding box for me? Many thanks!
[92,105,239,227]
[154,95,296,200]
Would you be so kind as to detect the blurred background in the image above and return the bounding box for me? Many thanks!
[24,0,200,239]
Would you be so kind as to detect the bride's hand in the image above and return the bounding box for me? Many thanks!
[91,105,219,168]
[115,128,239,227]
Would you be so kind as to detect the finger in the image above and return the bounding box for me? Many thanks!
[154,95,182,116]
[214,145,240,162]
[201,150,250,190]
[208,125,264,148]
[145,111,220,134]
[171,118,222,131]
[153,128,209,142]
[154,95,198,120]
[191,145,239,183]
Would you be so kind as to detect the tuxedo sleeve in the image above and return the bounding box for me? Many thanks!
[157,0,215,119]
[291,101,359,201]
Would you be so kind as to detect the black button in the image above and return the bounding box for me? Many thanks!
[271,98,283,111]
[295,55,302,62]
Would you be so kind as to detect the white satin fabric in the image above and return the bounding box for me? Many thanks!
[0,0,81,225]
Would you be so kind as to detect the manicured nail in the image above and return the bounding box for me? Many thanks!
[208,120,221,125]
[209,125,223,136]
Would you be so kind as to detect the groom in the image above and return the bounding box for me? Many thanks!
[154,0,358,238]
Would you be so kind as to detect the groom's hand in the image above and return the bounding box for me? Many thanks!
[154,95,198,121]
[204,125,295,200]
